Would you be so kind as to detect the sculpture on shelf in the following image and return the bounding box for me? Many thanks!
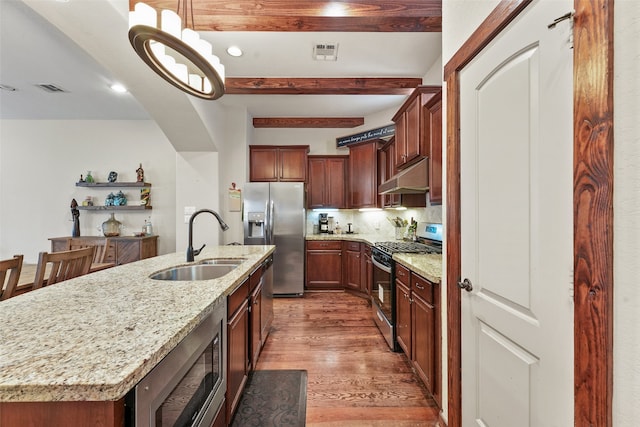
[136,163,144,182]
[71,198,80,237]
[108,171,118,183]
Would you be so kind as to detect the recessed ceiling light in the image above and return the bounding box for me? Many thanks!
[110,83,127,93]
[226,46,243,57]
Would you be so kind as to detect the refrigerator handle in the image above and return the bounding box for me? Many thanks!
[268,200,275,245]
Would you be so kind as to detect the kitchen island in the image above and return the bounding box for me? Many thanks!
[0,245,274,420]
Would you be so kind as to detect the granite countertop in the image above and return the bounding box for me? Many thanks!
[0,245,274,403]
[306,233,443,283]
[394,253,443,284]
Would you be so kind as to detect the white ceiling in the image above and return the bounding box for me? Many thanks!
[0,0,441,124]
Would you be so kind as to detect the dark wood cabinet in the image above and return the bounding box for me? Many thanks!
[226,279,249,422]
[305,240,342,289]
[362,244,372,295]
[395,264,411,355]
[425,92,443,205]
[343,241,361,292]
[394,264,441,406]
[49,235,157,265]
[348,141,380,209]
[307,156,348,208]
[249,145,309,182]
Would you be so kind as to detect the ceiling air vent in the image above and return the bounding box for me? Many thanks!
[35,83,67,93]
[313,43,338,61]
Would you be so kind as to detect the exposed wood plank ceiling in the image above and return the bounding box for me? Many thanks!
[131,0,442,128]
[253,117,365,128]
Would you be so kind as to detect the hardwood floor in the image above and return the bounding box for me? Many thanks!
[255,291,442,426]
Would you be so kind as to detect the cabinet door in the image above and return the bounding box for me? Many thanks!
[307,157,328,208]
[114,240,140,265]
[396,281,412,356]
[305,244,342,289]
[405,97,421,163]
[249,147,279,182]
[426,94,443,205]
[412,292,435,394]
[348,142,378,209]
[343,242,361,291]
[326,158,347,207]
[226,298,249,421]
[250,282,262,369]
[279,147,307,181]
[394,113,408,169]
[362,245,372,295]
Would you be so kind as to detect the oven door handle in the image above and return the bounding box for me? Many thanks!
[372,256,392,274]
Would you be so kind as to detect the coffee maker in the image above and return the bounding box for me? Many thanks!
[318,213,329,233]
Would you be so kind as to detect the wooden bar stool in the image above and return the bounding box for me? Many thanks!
[33,247,95,290]
[0,255,24,301]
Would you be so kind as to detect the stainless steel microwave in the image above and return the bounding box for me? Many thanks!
[125,299,226,427]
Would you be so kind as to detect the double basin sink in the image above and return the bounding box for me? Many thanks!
[150,258,247,281]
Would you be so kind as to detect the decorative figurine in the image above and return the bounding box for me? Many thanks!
[79,174,85,183]
[114,191,127,206]
[136,163,144,183]
[86,171,95,183]
[108,171,118,183]
[105,192,115,206]
[71,198,80,237]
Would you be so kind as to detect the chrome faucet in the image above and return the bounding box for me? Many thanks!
[186,209,230,262]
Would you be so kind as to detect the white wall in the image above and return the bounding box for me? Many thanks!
[613,1,640,425]
[0,120,176,262]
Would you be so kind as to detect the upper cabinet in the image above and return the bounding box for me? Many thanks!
[249,145,309,182]
[392,86,441,171]
[348,141,381,209]
[425,92,443,205]
[307,155,348,209]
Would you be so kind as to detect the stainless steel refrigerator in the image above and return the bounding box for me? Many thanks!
[243,182,305,296]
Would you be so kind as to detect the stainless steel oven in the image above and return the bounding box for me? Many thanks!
[371,223,443,352]
[125,298,226,427]
[371,247,397,351]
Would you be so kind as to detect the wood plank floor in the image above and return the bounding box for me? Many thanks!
[255,291,442,426]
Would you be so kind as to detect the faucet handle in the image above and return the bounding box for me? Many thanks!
[193,244,206,257]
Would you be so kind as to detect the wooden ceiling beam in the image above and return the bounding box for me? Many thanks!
[225,77,422,95]
[253,117,365,128]
[130,1,442,32]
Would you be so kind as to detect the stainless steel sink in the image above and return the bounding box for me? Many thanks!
[150,264,238,281]
[198,257,246,266]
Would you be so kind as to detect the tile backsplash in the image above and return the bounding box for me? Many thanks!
[305,206,443,237]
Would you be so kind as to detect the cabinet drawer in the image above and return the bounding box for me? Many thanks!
[228,278,249,318]
[345,241,361,252]
[307,240,342,250]
[395,263,410,286]
[411,273,434,304]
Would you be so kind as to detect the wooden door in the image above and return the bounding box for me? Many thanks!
[326,157,346,207]
[307,157,327,208]
[343,242,361,291]
[395,280,411,356]
[250,282,262,369]
[459,1,574,425]
[426,94,443,205]
[249,147,279,182]
[405,97,421,163]
[227,299,249,421]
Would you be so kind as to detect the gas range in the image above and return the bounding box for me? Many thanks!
[372,240,441,267]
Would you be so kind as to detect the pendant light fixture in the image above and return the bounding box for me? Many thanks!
[128,1,225,100]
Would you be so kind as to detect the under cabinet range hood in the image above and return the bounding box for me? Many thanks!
[378,157,429,194]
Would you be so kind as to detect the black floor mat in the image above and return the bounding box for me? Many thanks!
[230,369,307,427]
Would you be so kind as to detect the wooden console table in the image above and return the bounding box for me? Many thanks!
[49,235,158,265]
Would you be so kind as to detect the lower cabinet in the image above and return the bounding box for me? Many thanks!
[226,279,249,422]
[305,240,343,289]
[249,274,263,370]
[395,263,441,407]
[343,241,361,292]
[362,244,373,296]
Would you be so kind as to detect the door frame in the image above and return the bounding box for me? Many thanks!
[443,1,614,427]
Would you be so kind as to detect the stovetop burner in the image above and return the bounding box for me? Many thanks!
[374,240,441,255]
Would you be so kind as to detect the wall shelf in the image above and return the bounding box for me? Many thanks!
[77,205,152,211]
[76,182,152,187]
